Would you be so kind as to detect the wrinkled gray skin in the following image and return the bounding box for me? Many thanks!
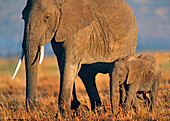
[21,0,137,117]
[110,54,161,114]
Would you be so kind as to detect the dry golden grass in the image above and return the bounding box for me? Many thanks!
[0,52,169,120]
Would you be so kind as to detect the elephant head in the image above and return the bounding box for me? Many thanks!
[110,56,144,88]
[12,0,62,109]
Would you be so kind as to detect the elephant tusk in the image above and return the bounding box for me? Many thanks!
[12,49,24,80]
[39,46,44,64]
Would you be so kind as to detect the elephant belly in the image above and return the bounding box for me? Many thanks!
[82,62,114,74]
[138,85,152,92]
[69,23,136,64]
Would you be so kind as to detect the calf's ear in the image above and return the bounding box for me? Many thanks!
[127,61,143,84]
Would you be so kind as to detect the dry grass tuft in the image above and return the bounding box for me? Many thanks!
[0,52,169,120]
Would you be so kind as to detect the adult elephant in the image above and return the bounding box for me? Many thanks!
[12,0,137,117]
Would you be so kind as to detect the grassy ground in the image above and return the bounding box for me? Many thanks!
[0,52,169,120]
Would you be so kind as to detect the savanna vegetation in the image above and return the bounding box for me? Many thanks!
[0,52,169,120]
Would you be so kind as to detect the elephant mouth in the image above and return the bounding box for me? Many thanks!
[12,46,44,79]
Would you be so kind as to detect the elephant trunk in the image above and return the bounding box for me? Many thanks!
[24,41,39,110]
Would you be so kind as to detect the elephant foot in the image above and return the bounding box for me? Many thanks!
[56,104,90,119]
[71,104,90,118]
[55,111,71,120]
[121,103,129,115]
[26,99,37,114]
[71,99,81,110]
[119,101,125,108]
[149,104,156,114]
[55,107,72,119]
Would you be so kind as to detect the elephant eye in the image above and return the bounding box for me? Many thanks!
[119,74,122,77]
[45,16,49,19]
[44,15,50,22]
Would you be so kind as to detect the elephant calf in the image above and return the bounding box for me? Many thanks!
[109,54,161,113]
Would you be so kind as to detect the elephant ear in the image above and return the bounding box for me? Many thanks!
[127,60,144,84]
[55,0,93,41]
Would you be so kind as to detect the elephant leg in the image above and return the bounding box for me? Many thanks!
[124,83,139,113]
[51,40,81,111]
[78,68,101,111]
[71,82,81,110]
[149,80,159,113]
[142,92,150,105]
[58,60,80,117]
[119,84,126,107]
[132,96,140,114]
[82,75,101,110]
